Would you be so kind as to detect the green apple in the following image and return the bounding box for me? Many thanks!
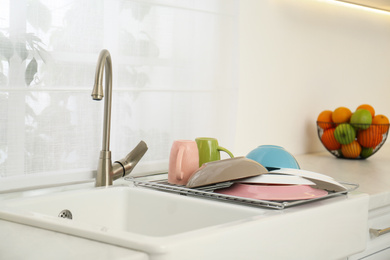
[350,109,372,130]
[334,123,356,145]
[360,147,373,158]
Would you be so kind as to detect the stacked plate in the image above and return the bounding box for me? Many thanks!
[215,168,347,201]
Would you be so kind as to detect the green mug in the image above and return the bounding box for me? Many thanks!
[195,137,234,167]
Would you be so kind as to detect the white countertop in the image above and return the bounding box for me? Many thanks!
[295,143,390,210]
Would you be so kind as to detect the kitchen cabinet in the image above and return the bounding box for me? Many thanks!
[337,0,390,11]
[295,144,390,260]
[360,248,390,260]
[363,248,390,260]
[348,203,390,260]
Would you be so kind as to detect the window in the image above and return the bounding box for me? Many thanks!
[0,0,238,185]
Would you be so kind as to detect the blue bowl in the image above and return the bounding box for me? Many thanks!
[246,145,300,170]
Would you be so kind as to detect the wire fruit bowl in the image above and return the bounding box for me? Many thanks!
[316,122,389,159]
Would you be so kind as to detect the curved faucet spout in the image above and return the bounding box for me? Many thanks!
[92,49,112,152]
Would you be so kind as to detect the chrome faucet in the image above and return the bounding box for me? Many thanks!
[91,49,148,187]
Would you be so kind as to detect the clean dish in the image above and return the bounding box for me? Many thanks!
[246,145,300,170]
[270,168,335,180]
[186,157,268,188]
[235,174,315,186]
[270,168,346,192]
[215,184,328,201]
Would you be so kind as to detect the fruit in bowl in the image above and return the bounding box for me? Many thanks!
[317,104,389,159]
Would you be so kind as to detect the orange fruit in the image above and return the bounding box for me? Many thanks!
[356,104,375,118]
[357,125,383,148]
[317,110,333,129]
[332,107,352,124]
[321,128,341,150]
[372,114,389,134]
[341,140,361,159]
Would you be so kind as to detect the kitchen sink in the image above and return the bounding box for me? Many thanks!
[0,183,369,260]
[0,185,261,237]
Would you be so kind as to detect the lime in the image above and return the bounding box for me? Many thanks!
[350,109,372,129]
[360,147,373,158]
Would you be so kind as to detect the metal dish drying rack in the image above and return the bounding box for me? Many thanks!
[125,175,359,210]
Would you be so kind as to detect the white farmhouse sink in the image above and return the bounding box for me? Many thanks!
[0,184,369,260]
[0,185,261,237]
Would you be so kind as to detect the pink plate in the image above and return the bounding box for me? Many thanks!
[215,183,328,201]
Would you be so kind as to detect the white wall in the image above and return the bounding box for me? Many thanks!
[235,0,390,156]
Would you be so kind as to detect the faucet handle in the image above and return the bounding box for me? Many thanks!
[112,141,148,180]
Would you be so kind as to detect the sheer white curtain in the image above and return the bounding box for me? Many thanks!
[0,0,238,184]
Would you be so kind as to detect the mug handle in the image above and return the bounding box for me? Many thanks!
[217,146,234,158]
[176,146,185,181]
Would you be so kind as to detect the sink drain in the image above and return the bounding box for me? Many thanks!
[58,209,73,219]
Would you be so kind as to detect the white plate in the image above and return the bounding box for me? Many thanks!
[235,174,315,186]
[270,168,334,180]
[269,168,346,192]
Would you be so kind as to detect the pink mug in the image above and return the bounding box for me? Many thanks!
[168,140,199,185]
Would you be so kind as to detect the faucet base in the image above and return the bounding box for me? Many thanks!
[95,150,113,187]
